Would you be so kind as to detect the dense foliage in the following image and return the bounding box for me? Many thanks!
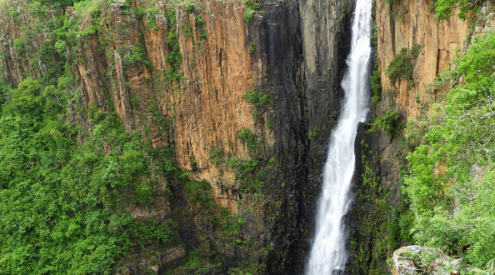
[370,70,382,104]
[0,1,185,273]
[403,31,495,271]
[434,0,482,19]
[0,75,178,274]
[0,0,276,272]
[386,45,420,88]
[371,110,403,138]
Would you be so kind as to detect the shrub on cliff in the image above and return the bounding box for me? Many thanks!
[243,89,270,107]
[13,38,27,56]
[244,0,261,26]
[386,48,414,87]
[370,70,382,103]
[386,45,421,88]
[434,0,482,20]
[371,110,403,138]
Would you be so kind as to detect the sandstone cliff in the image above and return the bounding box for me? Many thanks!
[0,0,482,272]
[0,0,355,273]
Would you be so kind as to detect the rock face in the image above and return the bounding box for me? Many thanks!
[373,0,470,197]
[393,246,448,275]
[0,0,483,273]
[347,1,482,274]
[375,0,467,118]
[0,0,355,273]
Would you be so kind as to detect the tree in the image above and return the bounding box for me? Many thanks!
[434,0,482,20]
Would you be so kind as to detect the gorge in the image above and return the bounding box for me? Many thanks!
[0,0,495,274]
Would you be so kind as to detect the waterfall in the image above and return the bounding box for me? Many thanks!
[306,0,372,273]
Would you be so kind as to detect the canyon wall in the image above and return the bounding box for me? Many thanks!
[0,0,354,273]
[348,1,495,274]
[374,0,468,197]
[0,0,483,273]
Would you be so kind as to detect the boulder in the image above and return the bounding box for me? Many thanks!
[393,246,448,275]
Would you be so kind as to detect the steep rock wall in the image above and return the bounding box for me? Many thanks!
[0,0,356,273]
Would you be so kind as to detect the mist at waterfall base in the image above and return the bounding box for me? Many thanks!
[306,0,372,274]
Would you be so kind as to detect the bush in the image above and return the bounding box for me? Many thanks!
[409,44,421,58]
[434,0,482,20]
[132,7,145,20]
[13,38,27,56]
[186,4,196,14]
[200,29,208,39]
[181,23,193,38]
[242,90,270,107]
[184,180,215,209]
[195,16,204,27]
[146,20,159,32]
[238,128,262,154]
[11,77,43,110]
[370,110,403,138]
[243,0,261,26]
[165,29,182,81]
[244,9,254,25]
[386,45,421,88]
[122,44,149,69]
[370,70,382,103]
[371,22,378,47]
[386,48,414,87]
[9,8,20,18]
[249,42,255,53]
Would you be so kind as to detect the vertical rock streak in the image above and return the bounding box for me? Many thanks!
[307,0,372,273]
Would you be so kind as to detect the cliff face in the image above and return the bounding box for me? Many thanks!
[347,1,494,274]
[0,0,479,272]
[0,0,355,273]
[374,0,469,191]
[376,0,467,118]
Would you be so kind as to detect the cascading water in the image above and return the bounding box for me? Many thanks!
[306,0,372,274]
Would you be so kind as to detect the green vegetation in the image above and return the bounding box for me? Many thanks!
[249,41,255,54]
[164,11,183,81]
[371,22,378,47]
[242,89,271,121]
[122,43,150,71]
[195,16,204,27]
[238,128,263,155]
[267,121,274,130]
[9,7,20,18]
[308,127,319,141]
[13,38,27,56]
[0,0,276,273]
[200,29,208,39]
[0,77,178,274]
[242,89,270,108]
[244,0,261,26]
[186,4,196,14]
[181,22,194,38]
[351,149,393,274]
[434,0,482,20]
[370,70,382,104]
[146,19,159,32]
[403,31,495,271]
[386,45,421,88]
[184,180,215,209]
[371,110,403,138]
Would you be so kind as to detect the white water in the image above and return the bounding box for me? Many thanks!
[306,0,372,273]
